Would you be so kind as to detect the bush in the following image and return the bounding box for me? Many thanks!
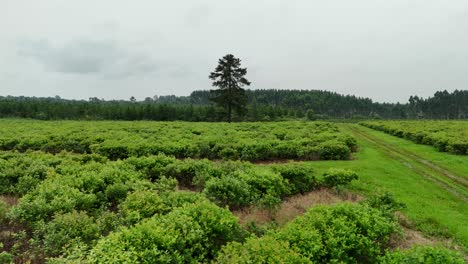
[0,250,13,264]
[363,192,406,219]
[124,154,176,180]
[160,191,208,209]
[88,201,245,263]
[203,176,252,209]
[318,141,351,160]
[161,159,222,188]
[379,246,464,264]
[322,168,358,187]
[105,183,129,203]
[11,182,97,223]
[239,170,291,208]
[273,164,317,194]
[216,235,312,264]
[34,211,100,256]
[276,203,399,263]
[118,190,169,225]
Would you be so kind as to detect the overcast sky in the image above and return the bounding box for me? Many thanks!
[1,0,467,103]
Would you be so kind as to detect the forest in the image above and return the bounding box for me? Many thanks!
[0,89,466,121]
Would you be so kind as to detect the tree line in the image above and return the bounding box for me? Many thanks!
[0,89,466,121]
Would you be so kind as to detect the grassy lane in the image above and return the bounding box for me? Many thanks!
[359,123,468,179]
[298,124,467,249]
[348,125,468,199]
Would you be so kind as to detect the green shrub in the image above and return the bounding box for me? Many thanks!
[216,235,312,264]
[118,190,169,225]
[160,191,208,209]
[105,183,129,203]
[318,141,351,160]
[273,164,317,194]
[161,159,222,188]
[34,210,100,256]
[203,176,252,209]
[277,203,399,263]
[11,182,97,223]
[322,168,358,187]
[88,201,245,263]
[0,250,13,264]
[153,176,178,193]
[363,192,406,219]
[379,246,464,264]
[125,154,176,180]
[239,170,291,208]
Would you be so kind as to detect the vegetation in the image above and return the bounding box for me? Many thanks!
[361,120,468,155]
[1,89,466,121]
[217,201,400,264]
[380,246,464,264]
[209,54,250,122]
[0,120,466,262]
[0,120,357,161]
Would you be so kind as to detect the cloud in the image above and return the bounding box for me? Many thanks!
[17,39,158,78]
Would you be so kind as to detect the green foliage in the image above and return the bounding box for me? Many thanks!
[363,192,406,219]
[153,176,178,193]
[9,160,150,224]
[0,247,13,264]
[273,164,317,194]
[306,109,316,121]
[322,168,358,187]
[379,246,465,264]
[118,190,169,225]
[0,120,356,162]
[215,203,400,264]
[209,54,250,122]
[279,203,399,263]
[125,154,176,180]
[87,201,245,263]
[361,121,468,155]
[11,181,97,223]
[216,235,312,264]
[34,211,100,256]
[318,141,352,160]
[160,158,222,188]
[239,169,291,208]
[203,175,252,209]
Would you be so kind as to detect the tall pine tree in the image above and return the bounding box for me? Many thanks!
[209,54,250,122]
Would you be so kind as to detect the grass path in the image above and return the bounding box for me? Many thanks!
[298,124,467,250]
[348,125,468,200]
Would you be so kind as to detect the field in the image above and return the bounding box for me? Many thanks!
[0,120,466,263]
[0,120,356,161]
[361,120,468,155]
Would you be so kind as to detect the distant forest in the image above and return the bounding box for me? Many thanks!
[0,89,467,121]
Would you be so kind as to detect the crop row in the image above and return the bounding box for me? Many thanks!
[0,151,462,263]
[0,151,358,261]
[0,120,357,161]
[360,121,468,155]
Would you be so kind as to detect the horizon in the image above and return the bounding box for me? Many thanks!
[1,87,458,104]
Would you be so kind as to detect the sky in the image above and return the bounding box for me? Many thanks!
[1,0,467,103]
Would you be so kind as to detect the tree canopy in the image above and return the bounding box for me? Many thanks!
[209,54,250,122]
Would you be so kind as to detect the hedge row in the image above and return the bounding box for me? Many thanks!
[1,151,359,261]
[360,121,468,155]
[217,202,399,263]
[0,120,357,161]
[216,199,464,264]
